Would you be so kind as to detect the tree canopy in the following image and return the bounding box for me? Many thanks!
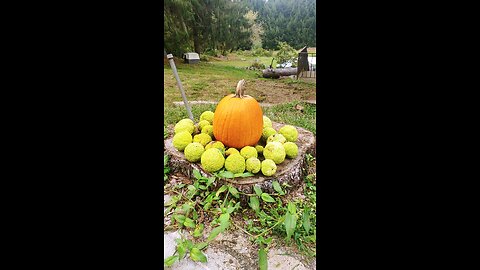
[164,0,316,56]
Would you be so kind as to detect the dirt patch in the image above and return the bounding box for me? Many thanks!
[242,79,316,103]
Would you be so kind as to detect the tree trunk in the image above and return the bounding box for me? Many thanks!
[193,26,202,54]
[164,122,316,206]
[262,68,298,78]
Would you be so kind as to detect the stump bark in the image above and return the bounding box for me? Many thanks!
[164,122,316,202]
[262,68,298,78]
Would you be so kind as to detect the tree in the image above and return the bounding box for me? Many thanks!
[244,10,264,49]
[276,41,298,67]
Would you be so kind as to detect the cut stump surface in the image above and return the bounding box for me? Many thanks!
[165,122,316,198]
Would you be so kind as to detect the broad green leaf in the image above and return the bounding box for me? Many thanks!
[198,184,207,190]
[264,237,273,244]
[284,212,297,240]
[272,181,285,195]
[190,247,207,263]
[258,248,267,270]
[187,185,196,191]
[194,242,208,250]
[164,255,178,267]
[203,202,212,210]
[234,173,244,178]
[173,214,186,224]
[218,213,230,227]
[228,186,239,198]
[227,202,239,214]
[204,193,214,203]
[184,239,194,250]
[242,172,254,177]
[193,224,204,237]
[249,196,260,212]
[193,169,202,180]
[287,202,296,214]
[303,208,311,233]
[164,195,179,207]
[253,186,263,196]
[182,203,194,211]
[207,226,225,242]
[184,218,196,228]
[206,176,215,187]
[164,155,169,165]
[217,171,235,178]
[261,193,275,203]
[177,242,187,259]
[216,185,228,197]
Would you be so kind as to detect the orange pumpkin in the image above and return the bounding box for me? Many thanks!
[213,80,263,149]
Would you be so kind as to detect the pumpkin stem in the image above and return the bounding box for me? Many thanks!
[234,79,246,98]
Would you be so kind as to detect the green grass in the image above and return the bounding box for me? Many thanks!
[263,101,316,135]
[164,101,316,135]
[164,62,261,103]
[164,51,316,133]
[209,55,278,68]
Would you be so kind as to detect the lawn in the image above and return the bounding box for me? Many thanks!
[164,51,316,135]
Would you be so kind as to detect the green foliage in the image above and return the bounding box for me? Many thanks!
[258,247,268,270]
[164,0,253,57]
[276,41,298,67]
[164,157,316,267]
[253,0,317,50]
[164,0,316,56]
[252,47,272,57]
[190,247,207,262]
[249,59,266,70]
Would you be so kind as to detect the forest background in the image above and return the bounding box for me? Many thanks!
[164,0,316,57]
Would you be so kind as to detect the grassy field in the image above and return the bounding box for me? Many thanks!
[164,51,316,133]
[164,101,316,137]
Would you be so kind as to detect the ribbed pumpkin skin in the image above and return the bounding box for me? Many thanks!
[213,94,263,149]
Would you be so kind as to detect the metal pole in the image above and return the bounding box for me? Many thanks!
[166,53,195,122]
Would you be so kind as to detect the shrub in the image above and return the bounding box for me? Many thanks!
[276,42,298,67]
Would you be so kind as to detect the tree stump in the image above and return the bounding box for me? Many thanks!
[164,122,316,203]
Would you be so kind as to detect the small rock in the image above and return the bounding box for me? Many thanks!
[267,248,309,270]
[164,231,182,259]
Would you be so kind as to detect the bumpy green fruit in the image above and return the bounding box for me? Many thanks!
[240,146,258,159]
[178,118,194,125]
[202,124,214,138]
[193,133,212,146]
[279,125,298,142]
[262,127,277,141]
[172,131,192,151]
[200,111,214,124]
[174,121,194,134]
[184,142,205,162]
[255,145,264,154]
[246,157,261,174]
[201,148,225,172]
[263,141,286,164]
[283,142,298,158]
[225,148,240,157]
[261,159,277,176]
[263,116,273,128]
[224,153,246,174]
[198,120,210,130]
[205,141,225,154]
[267,133,287,144]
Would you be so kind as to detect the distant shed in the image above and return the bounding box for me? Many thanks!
[297,46,316,79]
[183,52,200,64]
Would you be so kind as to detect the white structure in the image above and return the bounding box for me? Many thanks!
[183,52,200,64]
